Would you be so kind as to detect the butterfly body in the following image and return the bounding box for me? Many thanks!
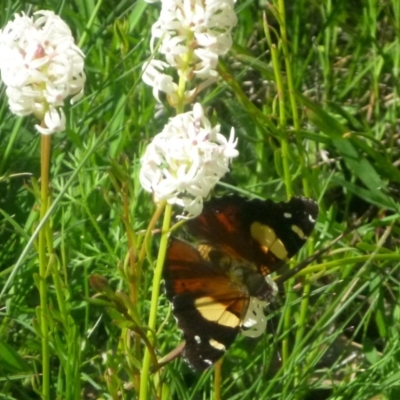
[163,195,318,370]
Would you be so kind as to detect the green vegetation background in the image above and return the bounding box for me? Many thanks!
[1,0,400,399]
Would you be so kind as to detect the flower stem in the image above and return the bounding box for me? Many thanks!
[139,202,172,400]
[214,359,222,400]
[264,4,293,383]
[263,12,292,199]
[39,133,51,400]
[275,2,316,393]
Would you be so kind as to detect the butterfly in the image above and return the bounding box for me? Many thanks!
[163,195,318,370]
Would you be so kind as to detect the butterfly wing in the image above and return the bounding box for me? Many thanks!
[164,238,249,370]
[164,195,318,369]
[186,195,319,275]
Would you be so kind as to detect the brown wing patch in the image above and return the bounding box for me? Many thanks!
[165,239,248,301]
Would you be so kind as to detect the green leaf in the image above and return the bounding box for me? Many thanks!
[330,176,394,210]
[362,337,380,365]
[298,93,396,208]
[0,340,29,372]
[332,138,391,205]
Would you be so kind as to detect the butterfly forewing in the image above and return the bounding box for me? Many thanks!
[164,238,249,370]
[186,195,319,275]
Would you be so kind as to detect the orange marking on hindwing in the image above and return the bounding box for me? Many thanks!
[215,212,236,232]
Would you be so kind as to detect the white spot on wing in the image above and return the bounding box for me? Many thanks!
[209,339,226,351]
[194,335,201,344]
[284,212,292,218]
[291,224,306,239]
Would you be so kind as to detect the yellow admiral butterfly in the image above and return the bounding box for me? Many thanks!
[163,195,318,370]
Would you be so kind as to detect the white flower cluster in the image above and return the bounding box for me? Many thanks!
[0,10,85,134]
[140,103,238,216]
[142,0,237,103]
[241,277,278,338]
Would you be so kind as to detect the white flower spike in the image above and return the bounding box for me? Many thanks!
[143,0,237,103]
[139,103,239,217]
[0,10,85,134]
